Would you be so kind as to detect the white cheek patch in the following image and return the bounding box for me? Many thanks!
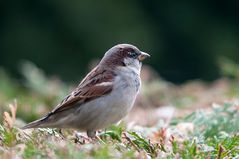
[123,57,131,65]
[123,57,141,75]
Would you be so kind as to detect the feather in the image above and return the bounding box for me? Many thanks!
[22,67,116,129]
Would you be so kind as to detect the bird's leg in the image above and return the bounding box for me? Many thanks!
[87,130,96,138]
[75,131,105,144]
[74,131,90,144]
[87,130,106,144]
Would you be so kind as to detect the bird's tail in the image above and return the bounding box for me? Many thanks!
[21,115,49,129]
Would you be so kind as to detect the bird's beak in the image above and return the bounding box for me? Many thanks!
[138,51,150,61]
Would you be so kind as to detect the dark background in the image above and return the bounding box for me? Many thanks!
[1,0,239,83]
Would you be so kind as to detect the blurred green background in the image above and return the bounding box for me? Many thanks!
[1,0,239,83]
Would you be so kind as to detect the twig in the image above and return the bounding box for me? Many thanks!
[123,132,140,152]
[217,145,224,159]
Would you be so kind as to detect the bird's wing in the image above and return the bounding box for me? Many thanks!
[51,67,115,113]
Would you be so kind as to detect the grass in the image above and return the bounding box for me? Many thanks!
[1,60,239,158]
[2,102,239,158]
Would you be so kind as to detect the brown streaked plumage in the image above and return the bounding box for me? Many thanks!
[52,67,115,113]
[22,44,150,138]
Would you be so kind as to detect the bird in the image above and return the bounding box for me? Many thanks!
[22,44,150,138]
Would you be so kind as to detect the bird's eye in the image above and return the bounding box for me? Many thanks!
[128,52,138,58]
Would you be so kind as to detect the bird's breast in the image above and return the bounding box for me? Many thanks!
[72,69,141,130]
[115,68,140,90]
[112,69,141,109]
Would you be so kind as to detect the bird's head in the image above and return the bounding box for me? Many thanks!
[100,44,150,72]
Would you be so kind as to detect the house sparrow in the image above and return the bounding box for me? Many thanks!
[22,44,150,138]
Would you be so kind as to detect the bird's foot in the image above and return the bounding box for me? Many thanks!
[74,131,90,144]
[87,130,106,144]
[74,131,105,144]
